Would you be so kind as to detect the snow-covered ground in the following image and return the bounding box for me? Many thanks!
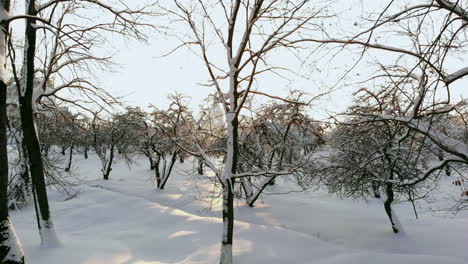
[12,153,468,264]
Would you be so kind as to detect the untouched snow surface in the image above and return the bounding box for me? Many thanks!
[11,153,468,264]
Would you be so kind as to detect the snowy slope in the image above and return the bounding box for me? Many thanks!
[11,153,468,264]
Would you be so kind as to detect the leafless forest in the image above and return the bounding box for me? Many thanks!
[0,1,467,264]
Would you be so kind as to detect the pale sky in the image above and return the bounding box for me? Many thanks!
[94,0,359,120]
[90,0,467,120]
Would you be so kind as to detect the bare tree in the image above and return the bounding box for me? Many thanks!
[164,1,330,262]
[91,112,132,180]
[150,94,192,190]
[321,116,434,234]
[295,0,468,211]
[237,94,323,207]
[2,0,157,247]
[0,0,25,262]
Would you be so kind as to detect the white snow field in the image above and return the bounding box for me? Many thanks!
[12,153,468,264]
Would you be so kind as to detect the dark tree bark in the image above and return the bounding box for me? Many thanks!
[247,176,277,207]
[197,157,204,175]
[157,150,178,190]
[267,149,276,185]
[0,0,25,261]
[154,154,161,186]
[103,144,115,180]
[147,154,154,170]
[220,179,234,264]
[84,146,88,159]
[382,147,402,234]
[372,181,381,199]
[268,177,276,185]
[60,146,67,155]
[287,147,293,164]
[17,0,59,246]
[64,143,74,172]
[384,182,399,233]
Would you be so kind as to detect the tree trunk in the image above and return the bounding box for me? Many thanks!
[0,0,26,260]
[64,143,74,172]
[18,142,31,207]
[382,148,404,234]
[154,154,161,187]
[158,150,178,190]
[220,180,234,264]
[18,0,59,247]
[60,146,66,155]
[241,178,253,204]
[247,176,276,207]
[103,145,114,180]
[0,218,24,264]
[13,136,32,207]
[84,146,88,159]
[268,177,276,185]
[219,112,238,264]
[384,183,400,233]
[197,157,204,175]
[147,155,154,170]
[287,146,293,164]
[267,150,276,185]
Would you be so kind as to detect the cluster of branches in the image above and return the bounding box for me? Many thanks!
[159,1,335,263]
[296,0,468,235]
[160,1,468,262]
[235,92,324,206]
[1,1,467,264]
[0,0,156,262]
